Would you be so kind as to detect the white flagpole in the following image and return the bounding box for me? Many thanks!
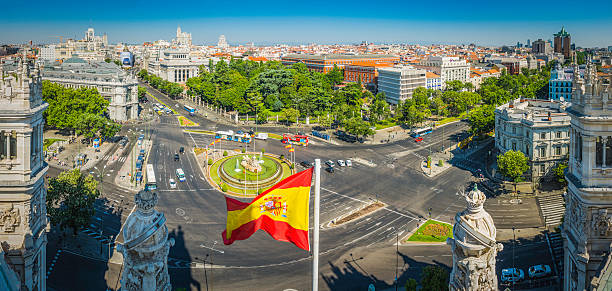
[312,159,321,291]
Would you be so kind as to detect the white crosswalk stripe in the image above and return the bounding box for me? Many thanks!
[537,193,565,227]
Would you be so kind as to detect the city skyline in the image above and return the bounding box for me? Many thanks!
[2,0,612,47]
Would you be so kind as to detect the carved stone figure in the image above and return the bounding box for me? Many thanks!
[592,209,611,237]
[447,184,501,291]
[117,190,174,291]
[0,204,21,232]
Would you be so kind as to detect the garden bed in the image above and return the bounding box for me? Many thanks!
[178,116,199,127]
[332,201,386,226]
[405,219,453,243]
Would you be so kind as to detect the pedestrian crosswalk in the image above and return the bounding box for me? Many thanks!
[537,193,565,227]
[547,231,564,275]
[81,227,114,245]
[100,154,127,163]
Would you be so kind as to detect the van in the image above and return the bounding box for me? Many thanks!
[176,168,186,182]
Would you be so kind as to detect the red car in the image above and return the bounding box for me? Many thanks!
[415,137,423,142]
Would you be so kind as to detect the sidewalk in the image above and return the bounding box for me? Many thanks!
[113,139,152,191]
[44,130,116,171]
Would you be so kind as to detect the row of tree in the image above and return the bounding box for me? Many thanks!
[138,70,185,98]
[42,81,121,139]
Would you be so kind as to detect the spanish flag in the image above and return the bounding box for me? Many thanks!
[222,168,313,250]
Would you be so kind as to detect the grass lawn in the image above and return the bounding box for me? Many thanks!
[435,112,467,126]
[178,116,199,127]
[265,133,283,140]
[406,219,453,243]
[374,120,398,130]
[43,138,65,151]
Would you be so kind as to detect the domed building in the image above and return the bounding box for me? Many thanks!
[447,184,502,290]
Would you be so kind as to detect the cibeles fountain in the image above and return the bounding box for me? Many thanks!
[241,154,263,173]
[447,184,503,291]
[117,190,175,291]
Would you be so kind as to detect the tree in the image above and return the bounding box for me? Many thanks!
[343,117,374,138]
[497,150,530,183]
[46,169,100,234]
[467,105,495,136]
[113,60,121,67]
[553,162,568,185]
[405,278,417,291]
[445,80,464,92]
[282,108,299,124]
[137,86,147,102]
[326,64,344,86]
[420,266,449,291]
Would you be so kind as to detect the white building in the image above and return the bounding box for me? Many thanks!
[173,26,192,47]
[425,71,441,90]
[42,57,139,121]
[38,45,56,61]
[218,35,229,49]
[495,99,571,181]
[417,56,470,89]
[563,60,612,291]
[149,49,207,84]
[377,66,426,105]
[0,54,48,290]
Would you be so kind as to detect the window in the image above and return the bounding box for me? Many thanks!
[512,127,516,134]
[9,131,16,159]
[540,132,546,140]
[555,146,561,156]
[539,147,546,157]
[0,131,5,159]
[526,146,530,157]
[577,133,583,162]
[512,142,517,151]
[540,164,546,173]
[556,131,562,139]
[607,137,612,167]
[596,136,603,167]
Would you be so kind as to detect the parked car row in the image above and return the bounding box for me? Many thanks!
[501,265,552,284]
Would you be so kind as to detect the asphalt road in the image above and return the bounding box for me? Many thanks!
[46,83,555,291]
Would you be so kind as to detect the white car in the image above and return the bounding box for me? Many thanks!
[501,268,524,283]
[337,160,346,167]
[325,160,335,167]
[528,264,551,279]
[345,159,352,167]
[169,179,177,189]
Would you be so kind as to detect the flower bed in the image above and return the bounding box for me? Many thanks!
[178,116,199,127]
[406,219,453,243]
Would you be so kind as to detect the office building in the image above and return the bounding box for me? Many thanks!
[554,27,572,58]
[425,71,441,90]
[377,66,426,105]
[416,56,470,89]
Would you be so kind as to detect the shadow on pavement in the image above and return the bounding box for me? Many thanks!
[322,251,450,291]
[168,225,202,291]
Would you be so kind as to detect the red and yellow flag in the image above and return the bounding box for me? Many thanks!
[222,168,313,250]
[285,145,292,149]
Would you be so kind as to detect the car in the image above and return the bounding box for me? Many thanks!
[501,268,525,283]
[337,160,345,167]
[325,167,334,173]
[300,161,313,168]
[174,153,179,161]
[325,160,335,167]
[528,264,552,279]
[176,168,186,182]
[346,159,352,167]
[415,137,424,142]
[179,147,185,154]
[169,179,177,189]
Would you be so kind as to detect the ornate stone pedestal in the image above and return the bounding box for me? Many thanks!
[117,190,174,291]
[447,185,502,291]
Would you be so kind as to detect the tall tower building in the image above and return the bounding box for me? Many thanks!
[554,27,572,58]
[0,53,48,290]
[563,56,612,290]
[217,35,229,49]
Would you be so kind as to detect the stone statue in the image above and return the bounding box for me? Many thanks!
[117,190,175,291]
[241,154,262,173]
[447,184,502,291]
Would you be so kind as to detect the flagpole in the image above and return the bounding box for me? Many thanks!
[312,159,321,291]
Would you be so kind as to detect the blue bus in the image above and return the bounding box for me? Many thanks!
[410,127,433,138]
[184,105,196,116]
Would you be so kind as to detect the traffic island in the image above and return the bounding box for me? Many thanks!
[403,219,453,244]
[327,201,386,228]
[177,115,199,127]
[197,149,293,198]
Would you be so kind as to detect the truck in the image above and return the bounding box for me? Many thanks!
[254,133,268,140]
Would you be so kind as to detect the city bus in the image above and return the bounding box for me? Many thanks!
[281,134,309,146]
[184,105,196,116]
[410,127,433,138]
[145,164,157,190]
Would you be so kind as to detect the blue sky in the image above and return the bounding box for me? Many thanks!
[2,0,612,47]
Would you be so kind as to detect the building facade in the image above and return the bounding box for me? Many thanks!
[550,65,574,101]
[533,39,552,55]
[281,54,400,73]
[217,35,229,49]
[153,49,207,84]
[173,26,192,47]
[554,27,572,58]
[495,99,571,181]
[377,66,426,105]
[42,57,139,121]
[38,46,56,61]
[562,61,612,291]
[425,71,442,90]
[0,54,48,290]
[416,56,470,89]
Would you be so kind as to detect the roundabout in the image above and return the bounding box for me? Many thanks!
[207,151,293,197]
